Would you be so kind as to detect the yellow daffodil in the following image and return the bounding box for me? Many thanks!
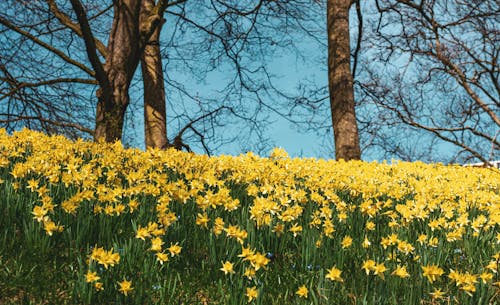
[135,226,151,240]
[220,261,235,275]
[295,285,308,298]
[94,282,104,291]
[32,206,48,222]
[246,286,258,302]
[391,265,410,278]
[85,270,100,283]
[243,267,256,279]
[168,243,182,257]
[362,260,376,275]
[421,265,444,283]
[196,213,209,228]
[341,236,353,249]
[325,266,343,282]
[429,288,445,300]
[150,237,164,252]
[118,279,133,296]
[156,252,169,265]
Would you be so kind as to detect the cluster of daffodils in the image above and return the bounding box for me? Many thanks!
[2,128,500,302]
[85,247,124,292]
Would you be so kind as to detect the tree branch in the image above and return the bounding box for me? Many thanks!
[139,0,188,50]
[170,106,228,154]
[69,0,109,89]
[47,0,108,57]
[0,115,93,135]
[352,0,363,79]
[0,16,95,77]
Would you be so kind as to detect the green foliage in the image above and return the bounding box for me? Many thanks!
[0,130,499,304]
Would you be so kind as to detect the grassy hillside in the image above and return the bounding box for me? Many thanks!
[0,129,499,304]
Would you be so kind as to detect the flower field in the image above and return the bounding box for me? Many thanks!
[0,129,499,304]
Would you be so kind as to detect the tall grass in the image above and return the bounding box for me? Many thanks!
[0,128,499,304]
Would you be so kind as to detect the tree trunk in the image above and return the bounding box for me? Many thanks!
[94,0,142,143]
[327,0,361,160]
[140,0,168,149]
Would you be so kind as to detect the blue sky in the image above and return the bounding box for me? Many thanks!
[125,21,333,160]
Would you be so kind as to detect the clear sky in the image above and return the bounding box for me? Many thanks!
[125,27,334,160]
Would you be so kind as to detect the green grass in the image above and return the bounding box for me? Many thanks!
[0,130,499,304]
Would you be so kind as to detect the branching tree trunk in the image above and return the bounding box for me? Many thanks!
[327,0,361,160]
[70,0,136,143]
[69,0,170,144]
[92,0,141,142]
[1,0,320,154]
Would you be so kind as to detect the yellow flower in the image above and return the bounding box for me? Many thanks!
[196,213,210,228]
[85,270,100,283]
[103,205,114,216]
[337,212,347,222]
[365,221,376,231]
[380,234,398,249]
[427,237,439,248]
[362,259,376,275]
[397,241,414,255]
[114,203,125,215]
[213,217,225,235]
[90,247,120,269]
[480,272,493,283]
[135,227,151,240]
[421,265,444,283]
[325,266,343,282]
[485,260,498,273]
[150,237,164,252]
[156,252,169,265]
[225,225,248,244]
[246,286,258,302]
[128,199,139,213]
[248,252,270,271]
[362,236,371,248]
[429,288,445,300]
[220,261,235,275]
[26,178,39,191]
[295,285,308,298]
[32,205,48,222]
[341,236,352,249]
[243,267,256,279]
[417,234,427,245]
[391,265,410,278]
[269,147,289,159]
[94,281,104,291]
[43,220,63,236]
[373,263,387,279]
[272,223,284,237]
[238,246,255,261]
[168,243,182,257]
[461,284,476,295]
[289,223,302,237]
[118,279,133,296]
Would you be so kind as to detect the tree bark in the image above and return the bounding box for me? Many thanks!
[94,0,142,142]
[140,0,168,149]
[327,0,361,160]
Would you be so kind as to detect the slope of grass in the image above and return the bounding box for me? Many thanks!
[0,128,499,304]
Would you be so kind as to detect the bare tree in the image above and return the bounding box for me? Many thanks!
[327,0,361,160]
[140,0,168,149]
[285,0,498,162]
[356,0,499,163]
[0,0,323,154]
[0,1,101,139]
